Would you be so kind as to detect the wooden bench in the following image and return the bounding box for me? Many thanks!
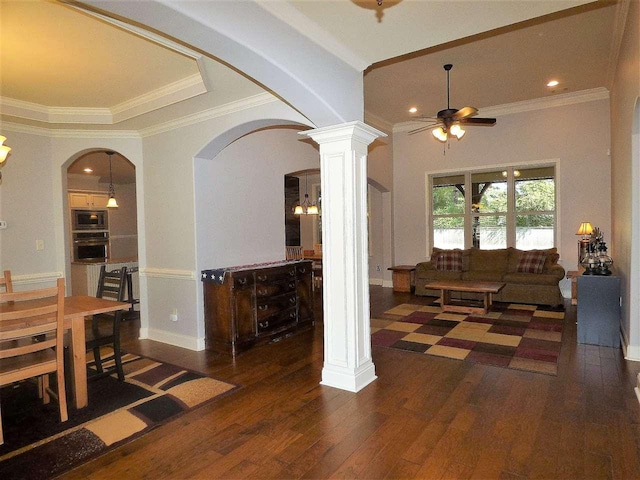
[425,280,506,315]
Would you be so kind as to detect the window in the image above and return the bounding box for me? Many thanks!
[430,165,556,251]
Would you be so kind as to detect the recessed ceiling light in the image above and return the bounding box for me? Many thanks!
[547,80,559,87]
[83,168,93,173]
[408,107,418,113]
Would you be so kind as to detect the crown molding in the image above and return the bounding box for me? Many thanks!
[393,87,610,133]
[364,111,393,136]
[0,71,206,126]
[112,74,207,123]
[0,120,140,139]
[256,1,370,72]
[139,92,279,137]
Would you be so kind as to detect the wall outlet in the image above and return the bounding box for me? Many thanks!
[170,308,178,322]
[376,264,381,272]
[36,239,44,251]
[0,220,7,229]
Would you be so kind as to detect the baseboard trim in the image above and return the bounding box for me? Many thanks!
[369,278,383,286]
[144,328,205,351]
[382,280,393,288]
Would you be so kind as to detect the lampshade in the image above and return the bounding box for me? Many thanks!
[106,196,118,208]
[0,135,11,163]
[576,222,593,237]
[431,127,447,142]
[449,124,465,139]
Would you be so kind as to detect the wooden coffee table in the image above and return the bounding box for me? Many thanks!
[425,280,506,315]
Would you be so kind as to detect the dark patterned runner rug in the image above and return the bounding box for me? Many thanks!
[0,352,239,480]
[371,300,565,375]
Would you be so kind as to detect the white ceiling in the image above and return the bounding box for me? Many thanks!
[0,0,620,134]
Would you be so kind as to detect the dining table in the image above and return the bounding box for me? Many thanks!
[0,295,129,409]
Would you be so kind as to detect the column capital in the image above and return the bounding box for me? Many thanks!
[300,121,386,147]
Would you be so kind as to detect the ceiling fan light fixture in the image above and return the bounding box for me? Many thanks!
[450,124,465,139]
[432,127,448,142]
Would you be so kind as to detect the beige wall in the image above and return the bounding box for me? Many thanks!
[610,0,640,354]
[392,98,612,273]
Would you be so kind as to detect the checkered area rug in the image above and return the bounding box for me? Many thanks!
[371,301,565,375]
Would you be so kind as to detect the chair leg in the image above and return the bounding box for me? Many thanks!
[93,346,104,373]
[56,363,68,423]
[42,374,51,404]
[113,311,125,381]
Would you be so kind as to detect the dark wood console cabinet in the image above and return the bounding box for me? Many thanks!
[202,260,314,356]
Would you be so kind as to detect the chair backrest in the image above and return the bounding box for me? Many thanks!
[0,270,13,293]
[286,246,303,260]
[96,266,127,301]
[0,278,65,366]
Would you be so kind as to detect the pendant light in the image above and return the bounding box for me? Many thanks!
[294,174,318,215]
[106,151,118,208]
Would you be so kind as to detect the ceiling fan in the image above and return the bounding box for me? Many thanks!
[409,64,496,142]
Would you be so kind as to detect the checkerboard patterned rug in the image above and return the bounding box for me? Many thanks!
[371,301,565,375]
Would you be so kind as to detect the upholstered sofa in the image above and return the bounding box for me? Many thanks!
[415,247,565,306]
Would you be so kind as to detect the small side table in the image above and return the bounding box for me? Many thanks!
[566,267,585,305]
[388,265,415,293]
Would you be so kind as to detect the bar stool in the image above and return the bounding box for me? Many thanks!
[124,267,139,320]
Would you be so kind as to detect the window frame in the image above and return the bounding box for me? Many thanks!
[426,163,557,253]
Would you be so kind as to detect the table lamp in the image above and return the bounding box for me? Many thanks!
[576,221,593,264]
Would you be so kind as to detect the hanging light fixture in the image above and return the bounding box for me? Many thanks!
[294,174,318,215]
[0,136,11,164]
[105,151,118,208]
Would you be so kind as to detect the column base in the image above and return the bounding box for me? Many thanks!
[320,361,377,393]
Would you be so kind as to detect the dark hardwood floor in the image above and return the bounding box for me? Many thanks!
[62,286,640,479]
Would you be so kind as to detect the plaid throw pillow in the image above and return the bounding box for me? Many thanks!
[435,250,463,271]
[517,251,547,274]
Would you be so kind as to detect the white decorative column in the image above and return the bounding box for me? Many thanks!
[302,121,386,392]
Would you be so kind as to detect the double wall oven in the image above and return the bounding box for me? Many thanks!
[72,210,109,262]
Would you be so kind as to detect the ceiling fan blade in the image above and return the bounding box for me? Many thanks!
[461,117,496,126]
[453,106,478,119]
[408,125,437,135]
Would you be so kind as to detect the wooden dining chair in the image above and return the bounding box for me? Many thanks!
[86,266,127,381]
[285,246,303,260]
[0,278,67,445]
[0,270,13,293]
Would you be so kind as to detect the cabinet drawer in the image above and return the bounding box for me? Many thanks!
[255,266,296,284]
[256,292,297,319]
[257,307,297,334]
[256,279,296,298]
[232,272,254,289]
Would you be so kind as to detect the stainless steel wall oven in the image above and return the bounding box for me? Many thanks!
[73,231,109,262]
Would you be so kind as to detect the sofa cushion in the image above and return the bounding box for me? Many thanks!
[468,248,508,273]
[462,271,505,282]
[435,250,463,272]
[516,250,547,274]
[508,247,558,273]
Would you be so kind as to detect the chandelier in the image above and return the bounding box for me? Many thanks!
[294,174,318,215]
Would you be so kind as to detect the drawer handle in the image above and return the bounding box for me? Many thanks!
[288,282,295,289]
[299,268,307,274]
[289,312,296,319]
[238,277,247,285]
[289,270,296,276]
[258,304,268,311]
[257,289,268,296]
[289,297,296,304]
[257,275,267,281]
[259,321,269,329]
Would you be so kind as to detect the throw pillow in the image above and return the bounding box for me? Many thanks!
[435,250,463,272]
[517,250,547,274]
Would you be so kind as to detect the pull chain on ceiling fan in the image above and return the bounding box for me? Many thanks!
[409,64,496,143]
